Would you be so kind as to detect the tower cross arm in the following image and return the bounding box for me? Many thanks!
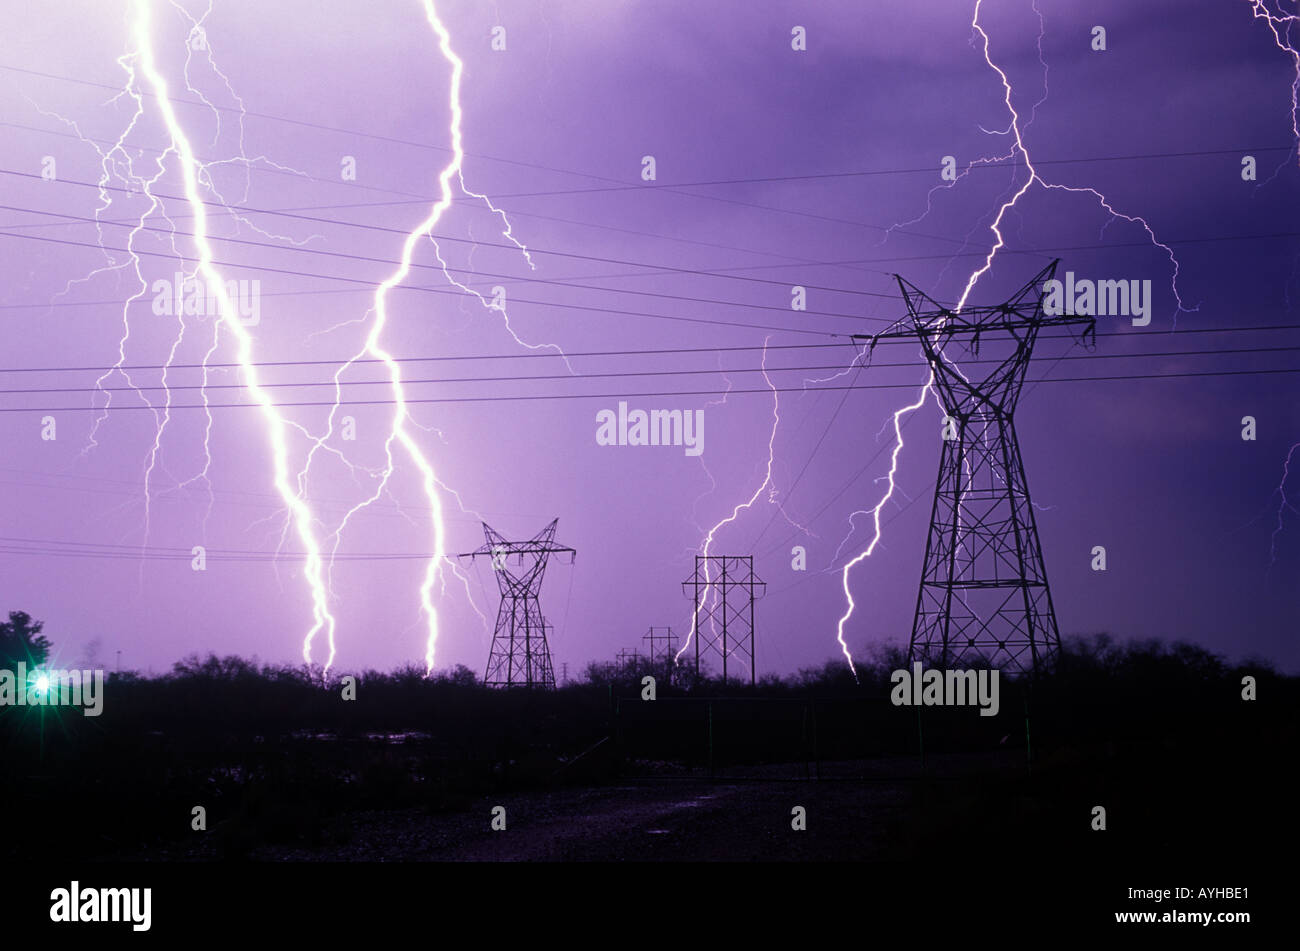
[457,543,576,560]
[851,259,1096,351]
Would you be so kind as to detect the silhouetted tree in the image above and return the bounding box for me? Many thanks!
[170,653,259,680]
[0,611,52,669]
[441,664,479,687]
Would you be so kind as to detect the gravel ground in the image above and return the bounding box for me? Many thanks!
[107,752,1024,861]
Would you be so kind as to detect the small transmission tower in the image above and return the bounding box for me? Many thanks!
[642,626,679,683]
[854,260,1094,674]
[682,556,765,685]
[641,626,678,663]
[458,519,575,688]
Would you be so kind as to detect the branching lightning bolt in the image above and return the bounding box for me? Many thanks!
[295,0,554,673]
[129,0,336,666]
[674,338,809,676]
[1248,1,1300,558]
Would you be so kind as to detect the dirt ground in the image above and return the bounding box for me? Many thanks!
[110,752,1027,861]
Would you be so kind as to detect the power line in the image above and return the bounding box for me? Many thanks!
[1,322,1297,377]
[747,359,870,552]
[5,221,1293,319]
[10,63,1284,247]
[0,323,1296,379]
[0,227,848,338]
[0,464,544,521]
[472,145,1300,201]
[0,120,892,283]
[15,168,1300,312]
[13,122,1287,268]
[8,179,1300,329]
[0,474,494,524]
[0,201,879,324]
[2,364,1296,414]
[755,392,929,561]
[0,175,903,303]
[5,62,1284,187]
[0,117,1003,266]
[4,343,1296,398]
[0,541,442,563]
[0,63,601,180]
[0,341,856,375]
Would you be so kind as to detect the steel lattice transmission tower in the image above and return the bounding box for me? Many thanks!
[642,626,679,683]
[855,260,1094,674]
[682,556,765,685]
[458,519,575,688]
[641,626,678,663]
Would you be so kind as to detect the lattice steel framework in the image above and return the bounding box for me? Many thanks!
[855,260,1094,674]
[641,626,678,663]
[682,556,765,685]
[458,519,575,688]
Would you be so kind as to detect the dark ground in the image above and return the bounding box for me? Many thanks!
[96,743,1274,863]
[4,638,1292,865]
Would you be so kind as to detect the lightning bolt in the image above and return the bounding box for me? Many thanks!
[832,0,1197,678]
[296,0,548,674]
[1246,1,1300,559]
[298,0,466,674]
[128,0,336,665]
[30,54,179,555]
[1268,443,1300,567]
[36,1,321,563]
[423,169,574,370]
[1249,0,1300,176]
[675,338,808,677]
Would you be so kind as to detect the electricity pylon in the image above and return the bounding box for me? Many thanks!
[641,626,678,663]
[682,555,765,685]
[642,626,679,684]
[458,519,575,688]
[854,260,1095,674]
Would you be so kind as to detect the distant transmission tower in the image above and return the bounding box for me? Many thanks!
[615,647,641,670]
[641,626,678,663]
[855,260,1094,674]
[682,556,765,685]
[458,519,576,688]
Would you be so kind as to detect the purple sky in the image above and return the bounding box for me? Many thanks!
[2,0,1298,677]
